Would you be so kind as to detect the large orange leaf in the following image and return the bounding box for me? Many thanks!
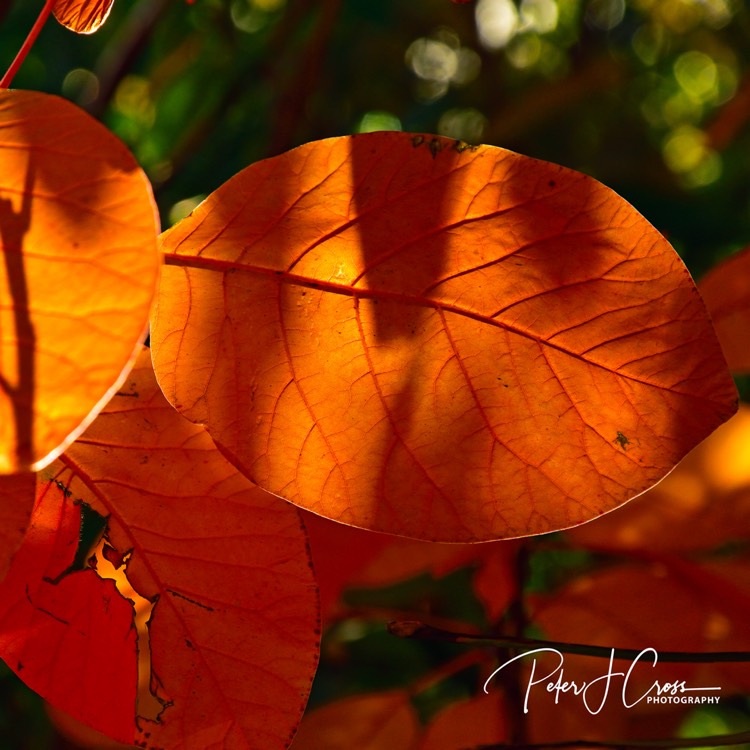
[151,132,736,542]
[0,350,319,749]
[52,0,115,33]
[699,246,750,373]
[0,473,35,582]
[0,90,159,473]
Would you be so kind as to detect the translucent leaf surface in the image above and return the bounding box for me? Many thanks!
[0,90,159,473]
[52,0,115,33]
[0,351,319,749]
[152,132,736,541]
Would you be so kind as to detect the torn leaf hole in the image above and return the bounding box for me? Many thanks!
[89,536,171,725]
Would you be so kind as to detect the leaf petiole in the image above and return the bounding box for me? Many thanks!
[0,0,56,89]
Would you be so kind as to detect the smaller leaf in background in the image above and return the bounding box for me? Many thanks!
[0,90,160,474]
[699,246,750,373]
[303,510,518,622]
[0,350,320,749]
[291,691,420,750]
[292,685,506,750]
[52,0,115,33]
[417,691,507,749]
[526,559,750,743]
[0,473,35,583]
[567,404,750,551]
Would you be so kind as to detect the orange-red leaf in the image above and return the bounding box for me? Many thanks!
[0,90,159,473]
[699,246,750,373]
[567,404,750,551]
[291,692,420,750]
[0,473,34,582]
[0,350,319,749]
[303,510,518,621]
[52,0,115,33]
[418,693,507,749]
[152,132,736,542]
[292,689,506,750]
[526,560,750,742]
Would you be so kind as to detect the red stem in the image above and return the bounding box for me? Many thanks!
[1,0,56,89]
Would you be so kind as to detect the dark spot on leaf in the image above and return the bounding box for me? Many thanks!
[613,431,631,451]
[429,138,443,158]
[167,588,215,611]
[549,180,556,187]
[53,479,72,497]
[411,135,424,147]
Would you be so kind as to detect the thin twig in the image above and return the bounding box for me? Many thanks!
[388,621,750,663]
[0,0,55,89]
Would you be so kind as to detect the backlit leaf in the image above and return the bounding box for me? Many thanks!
[52,0,115,33]
[151,132,736,542]
[699,246,750,373]
[0,90,159,473]
[0,350,319,748]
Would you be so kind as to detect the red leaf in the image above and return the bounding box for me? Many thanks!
[304,510,518,621]
[0,350,319,749]
[291,691,420,749]
[0,473,35,582]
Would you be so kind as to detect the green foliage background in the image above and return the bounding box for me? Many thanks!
[1,0,750,746]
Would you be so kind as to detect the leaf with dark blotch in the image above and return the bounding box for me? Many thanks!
[152,131,737,542]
